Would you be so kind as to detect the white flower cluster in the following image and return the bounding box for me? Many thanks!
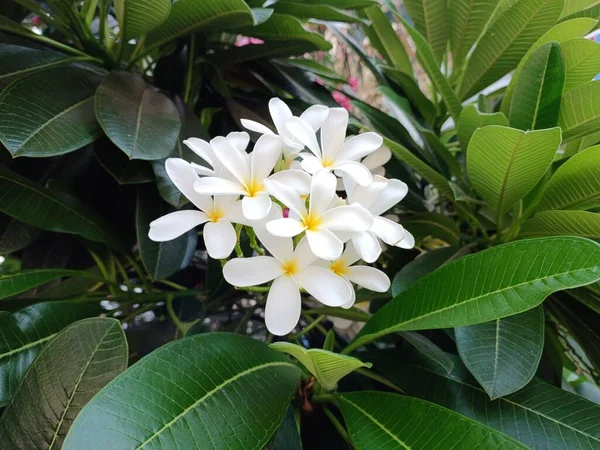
[149,98,414,335]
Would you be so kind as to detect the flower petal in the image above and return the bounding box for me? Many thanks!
[369,178,409,216]
[370,216,406,246]
[226,131,250,152]
[251,134,283,182]
[300,154,325,174]
[309,170,337,217]
[194,177,245,196]
[350,231,382,263]
[286,117,321,158]
[332,161,373,186]
[346,266,390,292]
[203,220,237,259]
[320,204,373,232]
[254,221,293,262]
[265,275,301,336]
[267,170,311,196]
[321,107,348,160]
[340,242,361,266]
[223,256,283,286]
[349,174,388,209]
[362,145,391,170]
[299,105,329,131]
[222,200,251,226]
[396,229,415,249]
[211,136,251,185]
[149,210,208,241]
[296,266,353,306]
[267,218,306,237]
[165,158,213,212]
[306,228,343,260]
[242,194,272,220]
[294,236,318,267]
[184,138,214,166]
[337,132,383,161]
[191,163,215,177]
[240,119,274,136]
[264,178,307,217]
[269,97,294,136]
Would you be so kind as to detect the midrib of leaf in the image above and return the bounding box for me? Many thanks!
[341,397,410,449]
[136,361,294,449]
[489,319,501,398]
[452,0,475,62]
[0,58,77,80]
[0,333,55,360]
[496,132,525,223]
[131,88,149,157]
[555,191,600,210]
[404,219,458,240]
[531,49,552,130]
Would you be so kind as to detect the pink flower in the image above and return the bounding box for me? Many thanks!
[282,207,290,218]
[31,16,42,26]
[332,90,352,111]
[235,36,264,47]
[348,77,359,92]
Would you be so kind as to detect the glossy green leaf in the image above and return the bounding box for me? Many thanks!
[95,71,181,160]
[271,342,371,390]
[457,104,509,150]
[0,66,102,157]
[114,0,170,40]
[364,6,412,75]
[459,0,564,100]
[271,2,360,22]
[392,246,457,296]
[560,0,600,19]
[562,38,600,91]
[0,318,127,449]
[560,4,600,22]
[276,58,346,83]
[0,214,39,254]
[456,306,544,399]
[402,212,460,246]
[507,42,565,130]
[266,406,301,450]
[212,41,317,66]
[400,331,455,373]
[0,302,99,406]
[339,391,526,449]
[63,333,301,450]
[382,67,436,125]
[95,140,154,185]
[404,0,449,63]
[538,145,600,211]
[345,237,600,353]
[467,126,562,216]
[559,80,600,141]
[0,269,83,300]
[519,210,600,238]
[0,167,123,250]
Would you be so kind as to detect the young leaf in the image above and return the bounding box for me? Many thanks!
[559,80,600,141]
[345,237,600,353]
[0,269,84,300]
[562,38,600,92]
[519,210,600,238]
[402,212,460,246]
[404,0,449,63]
[114,0,170,41]
[339,392,526,449]
[457,105,508,149]
[271,342,371,390]
[63,333,301,450]
[455,306,544,399]
[0,318,127,449]
[364,6,412,75]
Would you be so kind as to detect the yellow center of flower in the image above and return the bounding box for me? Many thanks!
[322,158,335,168]
[281,259,298,277]
[330,259,348,276]
[244,179,264,197]
[301,213,322,231]
[208,207,224,223]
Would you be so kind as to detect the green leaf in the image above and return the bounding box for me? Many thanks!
[382,67,436,125]
[95,71,181,160]
[560,4,600,22]
[0,318,127,448]
[371,350,600,449]
[507,42,565,130]
[560,0,600,19]
[402,212,460,246]
[294,0,376,6]
[0,269,83,300]
[0,214,39,254]
[345,237,600,353]
[392,246,458,296]
[0,66,102,157]
[404,0,449,63]
[339,392,526,449]
[114,0,170,40]
[455,306,544,399]
[271,1,361,22]
[0,166,123,250]
[519,210,600,238]
[457,104,508,149]
[95,139,154,185]
[211,41,317,66]
[267,406,301,450]
[400,331,455,373]
[559,80,600,141]
[63,333,301,450]
[364,6,412,75]
[459,0,564,100]
[467,126,562,216]
[270,342,371,390]
[449,0,498,69]
[0,301,99,406]
[538,145,600,211]
[329,25,385,84]
[136,184,197,280]
[562,38,600,91]
[276,58,346,83]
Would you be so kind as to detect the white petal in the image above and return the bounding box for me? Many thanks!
[223,256,283,286]
[191,163,215,177]
[349,175,388,210]
[372,166,386,177]
[211,136,251,185]
[296,266,353,306]
[286,117,321,158]
[222,200,251,226]
[267,170,311,196]
[226,131,250,152]
[165,158,213,212]
[370,216,406,246]
[362,145,391,170]
[332,161,373,186]
[240,119,274,135]
[251,134,282,182]
[396,229,415,249]
[306,229,343,260]
[267,218,306,237]
[341,286,356,309]
[149,210,208,241]
[294,236,318,267]
[321,108,348,160]
[309,170,337,217]
[269,98,294,136]
[203,220,236,259]
[300,154,325,174]
[254,222,294,262]
[299,105,329,131]
[265,276,301,336]
[320,204,373,232]
[350,231,382,263]
[369,179,409,216]
[337,132,383,162]
[194,177,245,196]
[183,138,214,166]
[346,266,390,292]
[242,194,272,220]
[264,178,307,217]
[340,241,361,266]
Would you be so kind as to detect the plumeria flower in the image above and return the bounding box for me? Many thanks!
[286,107,383,186]
[184,131,250,177]
[148,159,248,259]
[193,134,282,221]
[223,225,353,336]
[336,143,392,190]
[264,170,372,260]
[241,98,329,168]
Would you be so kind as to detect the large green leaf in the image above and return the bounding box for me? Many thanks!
[457,104,508,150]
[270,1,361,22]
[519,210,600,238]
[114,0,170,40]
[63,333,301,450]
[507,42,565,130]
[0,269,83,300]
[95,139,154,185]
[0,214,39,254]
[382,67,436,125]
[0,66,102,157]
[400,331,455,373]
[402,212,460,246]
[538,145,600,211]
[371,350,600,449]
[559,80,600,141]
[404,0,449,63]
[364,6,412,75]
[0,167,122,250]
[339,392,526,449]
[267,406,301,450]
[0,302,99,406]
[562,38,600,91]
[344,237,600,353]
[455,306,544,399]
[0,44,75,88]
[95,71,181,160]
[0,318,127,449]
[392,247,458,296]
[560,0,600,19]
[467,126,561,217]
[211,41,318,66]
[459,0,564,100]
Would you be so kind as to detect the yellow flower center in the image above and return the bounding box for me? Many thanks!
[281,259,298,277]
[330,259,348,276]
[322,158,335,168]
[301,213,322,231]
[208,207,224,223]
[244,179,264,197]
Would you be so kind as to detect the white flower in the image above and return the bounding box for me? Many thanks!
[336,143,392,190]
[241,98,329,167]
[264,170,373,260]
[286,107,383,186]
[184,131,250,177]
[148,159,249,259]
[193,134,282,221]
[223,226,353,336]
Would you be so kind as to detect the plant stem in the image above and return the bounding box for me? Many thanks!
[156,279,188,291]
[183,34,196,105]
[289,315,326,340]
[246,226,265,255]
[166,294,186,336]
[236,285,270,293]
[355,368,405,393]
[323,406,352,447]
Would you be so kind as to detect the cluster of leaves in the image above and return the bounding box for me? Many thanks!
[0,0,599,449]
